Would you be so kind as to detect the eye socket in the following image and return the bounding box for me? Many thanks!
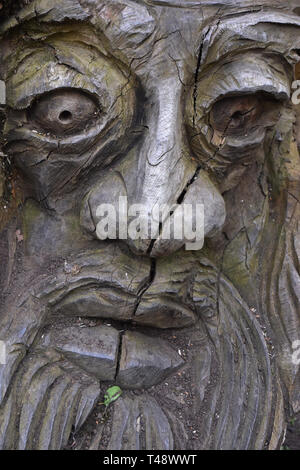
[209,92,280,138]
[28,89,100,136]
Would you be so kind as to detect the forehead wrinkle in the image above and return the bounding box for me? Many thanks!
[1,1,300,73]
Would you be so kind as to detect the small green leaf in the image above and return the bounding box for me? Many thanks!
[104,386,122,407]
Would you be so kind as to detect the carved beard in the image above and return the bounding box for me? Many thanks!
[0,348,100,450]
[1,227,298,450]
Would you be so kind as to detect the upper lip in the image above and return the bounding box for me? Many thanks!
[35,248,197,329]
[36,247,151,302]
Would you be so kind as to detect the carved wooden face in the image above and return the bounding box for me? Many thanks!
[0,0,299,450]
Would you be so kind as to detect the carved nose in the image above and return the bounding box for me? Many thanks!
[80,76,226,257]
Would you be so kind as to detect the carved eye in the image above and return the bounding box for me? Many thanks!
[28,89,100,136]
[210,93,280,137]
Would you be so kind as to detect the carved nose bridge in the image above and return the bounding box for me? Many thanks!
[143,77,182,166]
[133,75,197,210]
[119,75,200,255]
[125,73,226,256]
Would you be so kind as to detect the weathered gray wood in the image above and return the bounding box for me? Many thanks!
[0,0,299,450]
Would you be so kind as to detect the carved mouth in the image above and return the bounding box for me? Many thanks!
[50,284,197,329]
[31,246,203,390]
[38,246,203,330]
[39,257,194,390]
[39,254,197,389]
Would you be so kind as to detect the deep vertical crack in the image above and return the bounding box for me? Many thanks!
[193,27,212,128]
[177,165,201,204]
[132,258,156,316]
[193,41,204,128]
[146,164,202,256]
[115,330,124,380]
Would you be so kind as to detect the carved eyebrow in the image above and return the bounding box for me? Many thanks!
[0,0,90,35]
[199,9,300,70]
[145,0,206,6]
[0,0,155,40]
[0,0,157,64]
[196,53,291,115]
[145,0,299,7]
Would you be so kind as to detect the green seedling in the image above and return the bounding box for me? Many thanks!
[98,386,123,421]
[103,386,122,407]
